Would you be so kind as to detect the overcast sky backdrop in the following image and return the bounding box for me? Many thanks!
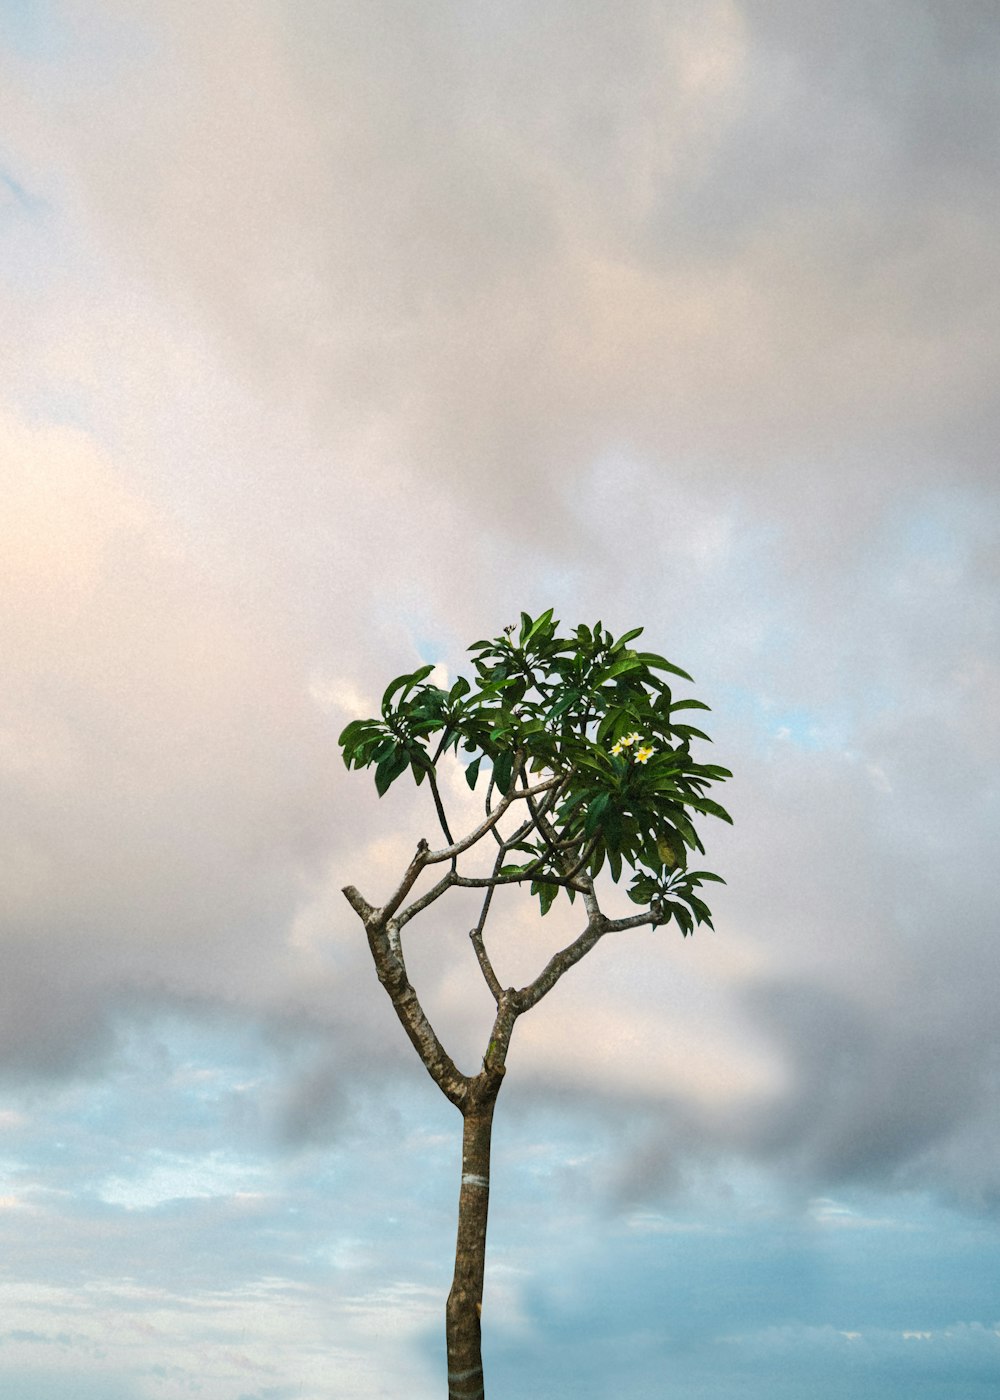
[2,2,999,1398]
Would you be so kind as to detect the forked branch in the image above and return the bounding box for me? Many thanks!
[517,883,662,1012]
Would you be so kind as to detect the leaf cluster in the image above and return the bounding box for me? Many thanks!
[339,610,731,933]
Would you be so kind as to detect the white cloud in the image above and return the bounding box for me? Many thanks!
[3,3,1000,1394]
[99,1151,269,1210]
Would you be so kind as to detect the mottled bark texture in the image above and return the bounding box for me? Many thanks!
[446,1078,499,1400]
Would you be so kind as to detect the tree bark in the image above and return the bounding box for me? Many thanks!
[446,1074,501,1400]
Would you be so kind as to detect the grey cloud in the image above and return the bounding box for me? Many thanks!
[736,976,988,1182]
[0,946,116,1079]
[271,1057,351,1148]
[2,0,998,1216]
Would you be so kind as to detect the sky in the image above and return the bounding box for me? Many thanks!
[1,1,999,1397]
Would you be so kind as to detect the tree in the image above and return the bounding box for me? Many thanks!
[340,610,731,1398]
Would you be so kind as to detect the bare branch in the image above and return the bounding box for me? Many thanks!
[372,773,562,925]
[545,837,598,889]
[505,777,565,846]
[468,854,504,1003]
[422,775,562,866]
[478,788,565,868]
[470,928,504,1003]
[426,767,456,847]
[395,869,458,928]
[430,725,454,767]
[601,908,666,933]
[385,968,469,1107]
[481,988,522,1081]
[450,819,592,896]
[516,766,598,892]
[484,772,504,846]
[379,838,431,922]
[516,901,661,1012]
[341,893,469,1108]
[376,775,565,929]
[516,914,609,1011]
[578,874,602,921]
[520,757,565,868]
[451,865,585,891]
[342,884,376,921]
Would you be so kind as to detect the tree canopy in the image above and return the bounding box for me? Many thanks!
[340,608,731,937]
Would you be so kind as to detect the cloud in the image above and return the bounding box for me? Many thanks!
[7,8,1000,1399]
[9,0,993,546]
[0,0,998,1227]
[0,406,344,1075]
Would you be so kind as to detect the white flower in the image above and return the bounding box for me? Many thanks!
[612,732,649,760]
[635,745,655,764]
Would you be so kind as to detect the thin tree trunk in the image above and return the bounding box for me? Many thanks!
[446,1075,500,1400]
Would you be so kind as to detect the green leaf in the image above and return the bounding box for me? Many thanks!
[699,764,733,781]
[685,796,734,824]
[546,689,580,722]
[665,901,693,936]
[493,750,514,795]
[573,752,614,779]
[380,675,409,711]
[595,710,619,745]
[671,723,712,742]
[611,626,644,651]
[584,790,610,835]
[636,652,694,682]
[687,894,714,927]
[337,718,368,747]
[628,872,657,906]
[656,835,678,867]
[531,879,558,916]
[406,744,433,774]
[374,745,408,796]
[603,655,643,680]
[381,663,436,713]
[525,607,556,645]
[465,755,483,790]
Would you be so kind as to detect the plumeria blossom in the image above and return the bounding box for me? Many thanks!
[611,732,642,756]
[635,745,655,764]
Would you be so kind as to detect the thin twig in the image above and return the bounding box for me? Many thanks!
[470,926,504,1004]
[421,775,561,866]
[378,839,430,922]
[468,853,505,1002]
[395,870,458,928]
[425,767,455,848]
[451,866,587,891]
